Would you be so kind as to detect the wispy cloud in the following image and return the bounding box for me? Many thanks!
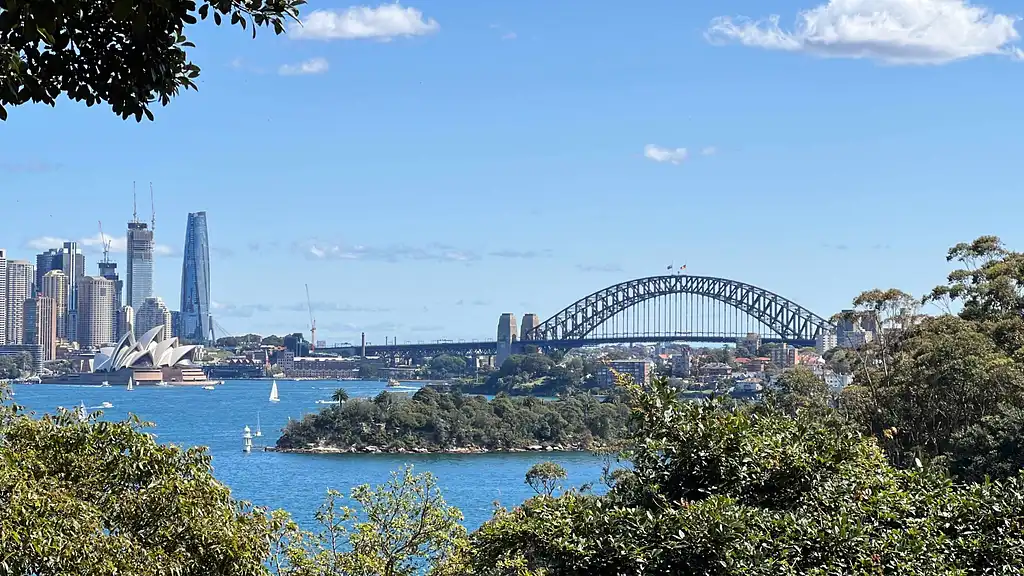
[706,0,1023,65]
[211,301,275,318]
[300,241,478,263]
[576,264,624,273]
[318,320,403,334]
[645,143,720,165]
[644,145,689,165]
[455,299,490,306]
[228,57,265,74]
[280,301,392,313]
[24,233,175,257]
[290,4,439,41]
[1,161,61,173]
[501,32,517,40]
[278,57,329,75]
[489,249,551,259]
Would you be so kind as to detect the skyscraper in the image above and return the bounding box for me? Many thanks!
[98,260,123,330]
[180,211,212,343]
[127,221,154,310]
[77,276,115,348]
[136,296,172,341]
[35,247,61,292]
[24,296,57,361]
[0,249,7,345]
[42,269,68,340]
[59,242,85,342]
[6,260,34,344]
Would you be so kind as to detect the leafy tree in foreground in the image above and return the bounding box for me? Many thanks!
[467,375,1024,575]
[524,461,567,497]
[272,466,467,576]
[0,392,278,574]
[0,0,304,121]
[837,236,1024,476]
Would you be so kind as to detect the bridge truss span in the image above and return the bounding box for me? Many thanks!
[524,274,832,345]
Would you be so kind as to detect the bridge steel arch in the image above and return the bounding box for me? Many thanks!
[523,275,832,344]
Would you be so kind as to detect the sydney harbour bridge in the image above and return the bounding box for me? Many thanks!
[319,272,831,358]
[318,274,834,360]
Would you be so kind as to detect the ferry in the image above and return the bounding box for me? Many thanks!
[386,378,401,388]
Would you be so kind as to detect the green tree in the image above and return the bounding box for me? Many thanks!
[835,238,1024,473]
[360,363,381,380]
[272,466,467,576]
[770,366,831,414]
[0,0,304,121]
[0,395,278,573]
[467,375,1024,574]
[0,356,20,379]
[428,355,467,378]
[331,388,349,403]
[524,461,567,497]
[948,404,1024,483]
[262,334,285,347]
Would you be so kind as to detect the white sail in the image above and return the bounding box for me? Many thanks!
[127,376,134,391]
[256,412,263,437]
[269,380,280,402]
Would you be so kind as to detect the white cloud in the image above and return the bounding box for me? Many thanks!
[644,144,689,165]
[290,4,439,41]
[701,146,717,156]
[706,0,1023,65]
[502,32,517,40]
[25,234,175,257]
[278,57,330,75]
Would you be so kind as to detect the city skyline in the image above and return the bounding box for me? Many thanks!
[2,0,1023,342]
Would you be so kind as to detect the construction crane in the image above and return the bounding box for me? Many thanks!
[98,220,111,263]
[305,284,317,353]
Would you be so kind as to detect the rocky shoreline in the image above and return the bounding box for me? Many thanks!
[266,442,613,455]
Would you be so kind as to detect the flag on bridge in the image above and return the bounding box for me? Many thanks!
[666,264,674,270]
[680,265,686,270]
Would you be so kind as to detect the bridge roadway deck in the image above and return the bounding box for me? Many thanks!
[318,335,815,357]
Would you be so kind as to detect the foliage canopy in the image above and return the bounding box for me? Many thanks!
[0,0,304,121]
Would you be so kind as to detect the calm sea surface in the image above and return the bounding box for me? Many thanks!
[8,379,610,529]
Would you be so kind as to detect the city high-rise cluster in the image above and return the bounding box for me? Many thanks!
[0,188,214,371]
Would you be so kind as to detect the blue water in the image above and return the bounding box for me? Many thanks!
[7,379,611,529]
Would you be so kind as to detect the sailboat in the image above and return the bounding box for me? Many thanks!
[255,412,263,437]
[127,376,134,391]
[269,380,280,403]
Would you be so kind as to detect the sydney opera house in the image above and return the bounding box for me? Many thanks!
[43,325,217,386]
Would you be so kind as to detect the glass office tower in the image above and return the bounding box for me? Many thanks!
[126,221,154,310]
[179,211,211,343]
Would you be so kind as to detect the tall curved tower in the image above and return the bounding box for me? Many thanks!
[179,211,211,343]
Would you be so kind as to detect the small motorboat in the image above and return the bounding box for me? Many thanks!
[203,385,216,391]
[386,379,400,388]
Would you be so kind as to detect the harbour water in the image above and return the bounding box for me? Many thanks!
[7,379,611,529]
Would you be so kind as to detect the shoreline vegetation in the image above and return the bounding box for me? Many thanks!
[274,386,631,454]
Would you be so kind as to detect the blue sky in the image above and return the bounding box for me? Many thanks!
[1,0,1022,344]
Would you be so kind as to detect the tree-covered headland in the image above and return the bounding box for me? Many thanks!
[275,387,630,453]
[7,236,1024,574]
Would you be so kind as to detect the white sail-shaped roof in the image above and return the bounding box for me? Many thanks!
[95,325,199,373]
